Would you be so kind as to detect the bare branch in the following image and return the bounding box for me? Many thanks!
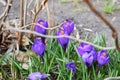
[18,0,24,46]
[0,0,12,20]
[21,22,62,30]
[84,0,120,51]
[3,28,116,50]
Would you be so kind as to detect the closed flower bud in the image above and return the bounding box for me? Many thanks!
[97,50,110,67]
[66,62,76,73]
[61,19,74,35]
[56,30,69,51]
[32,39,45,57]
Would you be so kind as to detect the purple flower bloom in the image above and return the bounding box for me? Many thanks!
[82,52,94,67]
[28,72,47,80]
[66,62,76,73]
[97,50,110,67]
[77,42,95,56]
[32,39,45,57]
[61,19,74,35]
[56,30,69,51]
[77,43,97,67]
[34,19,48,34]
[34,19,48,44]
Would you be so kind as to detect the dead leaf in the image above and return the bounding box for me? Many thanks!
[22,63,28,70]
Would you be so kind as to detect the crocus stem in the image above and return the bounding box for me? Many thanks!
[96,65,101,75]
[72,73,76,80]
[41,37,46,45]
[87,66,91,75]
[40,56,44,63]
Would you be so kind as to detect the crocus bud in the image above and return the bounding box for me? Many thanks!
[61,19,74,35]
[34,19,48,34]
[82,52,94,67]
[34,19,48,44]
[77,43,94,56]
[97,50,110,67]
[56,30,69,51]
[66,62,76,74]
[32,39,45,62]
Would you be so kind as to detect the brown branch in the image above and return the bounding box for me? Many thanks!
[84,0,120,51]
[30,0,48,38]
[3,28,116,50]
[18,0,24,46]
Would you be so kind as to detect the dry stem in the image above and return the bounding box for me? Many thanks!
[19,0,24,46]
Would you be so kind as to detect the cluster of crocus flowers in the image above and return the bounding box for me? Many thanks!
[28,72,49,80]
[77,42,110,68]
[56,19,74,51]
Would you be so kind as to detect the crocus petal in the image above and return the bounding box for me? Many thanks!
[77,42,96,57]
[32,39,45,57]
[61,19,74,35]
[34,19,48,35]
[28,72,47,80]
[56,30,69,51]
[97,50,110,66]
[82,53,94,67]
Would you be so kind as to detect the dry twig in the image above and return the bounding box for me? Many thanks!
[0,0,12,43]
[84,0,120,51]
[18,0,24,46]
[3,28,116,50]
[0,0,12,20]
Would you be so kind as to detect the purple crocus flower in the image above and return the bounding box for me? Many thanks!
[28,72,47,80]
[97,50,110,67]
[77,42,97,60]
[61,19,74,35]
[82,52,94,67]
[34,19,48,44]
[77,42,94,56]
[32,39,45,62]
[56,30,69,51]
[66,62,76,73]
[77,43,97,67]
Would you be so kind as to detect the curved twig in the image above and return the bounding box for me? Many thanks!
[20,22,62,30]
[0,0,12,20]
[3,28,116,50]
[84,0,120,51]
